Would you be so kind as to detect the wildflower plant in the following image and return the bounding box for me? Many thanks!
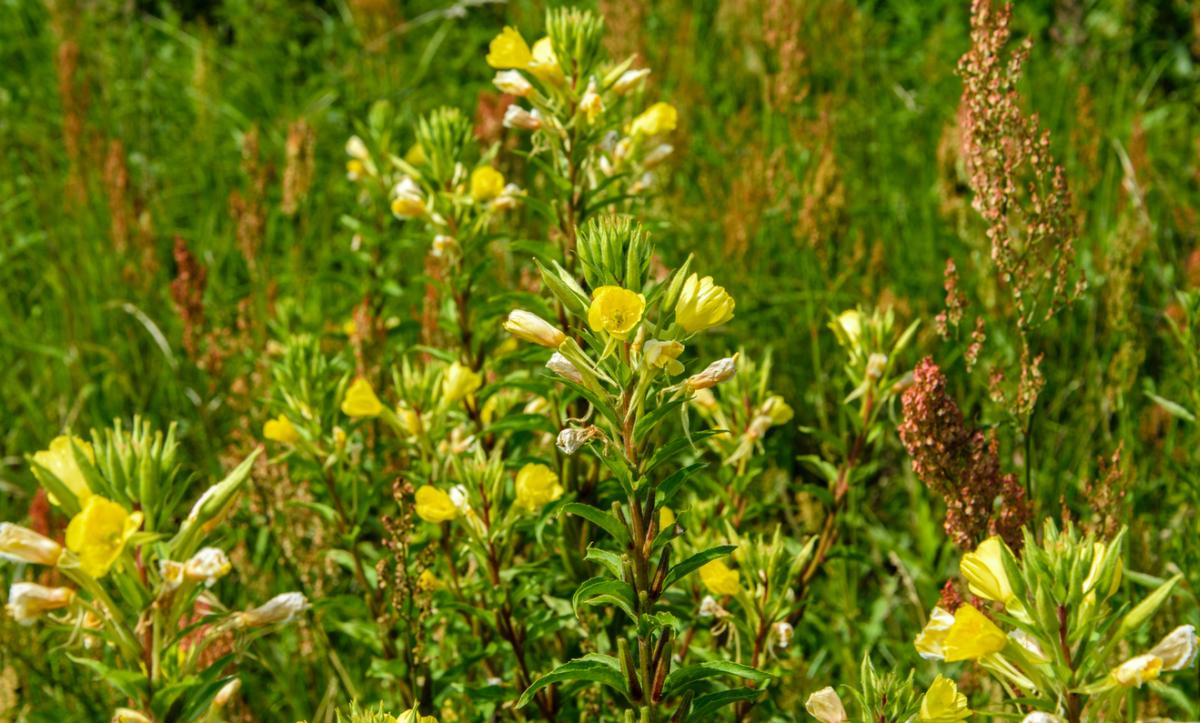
[5,420,303,721]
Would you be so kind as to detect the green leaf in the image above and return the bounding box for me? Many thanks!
[517,655,627,708]
[656,462,705,503]
[1145,393,1195,423]
[572,577,636,622]
[562,503,630,546]
[482,413,559,436]
[634,396,687,443]
[642,430,723,476]
[1119,574,1182,635]
[67,655,147,702]
[662,545,737,591]
[663,660,771,698]
[688,687,765,719]
[584,546,625,580]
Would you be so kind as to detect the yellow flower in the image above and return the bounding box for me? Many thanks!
[1112,653,1162,687]
[486,27,533,69]
[587,286,645,340]
[0,523,63,566]
[804,687,848,723]
[942,604,1007,662]
[515,463,563,511]
[443,362,482,404]
[404,143,426,166]
[643,339,685,375]
[346,159,365,181]
[762,395,794,425]
[417,569,441,592]
[527,37,563,84]
[415,485,459,524]
[263,415,300,444]
[833,309,862,346]
[699,560,741,597]
[659,506,676,529]
[918,675,971,722]
[504,310,566,348]
[33,435,95,507]
[342,378,384,418]
[398,710,439,723]
[914,606,955,660]
[629,102,677,137]
[65,496,143,578]
[960,536,1016,606]
[579,79,603,122]
[397,406,423,436]
[674,274,735,333]
[470,166,505,202]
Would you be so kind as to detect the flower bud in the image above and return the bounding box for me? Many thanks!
[6,582,74,625]
[612,67,650,94]
[236,592,309,628]
[804,687,848,723]
[390,177,425,219]
[674,273,735,333]
[0,523,63,566]
[493,69,533,97]
[546,352,583,384]
[504,310,566,348]
[686,356,737,391]
[112,710,152,723]
[213,678,241,708]
[442,362,482,404]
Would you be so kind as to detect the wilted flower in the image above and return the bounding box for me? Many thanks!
[504,310,566,348]
[263,414,299,444]
[432,234,459,258]
[805,687,847,722]
[1112,653,1162,687]
[771,621,794,649]
[1008,628,1049,663]
[65,496,143,578]
[470,166,505,202]
[213,678,241,708]
[184,547,232,587]
[345,135,369,160]
[643,339,685,375]
[918,675,970,722]
[698,595,729,619]
[915,605,955,660]
[6,582,74,625]
[629,102,677,137]
[674,274,735,333]
[514,463,564,512]
[486,27,533,69]
[415,485,459,524]
[1021,714,1063,723]
[557,426,601,455]
[941,604,1007,662]
[866,352,888,380]
[33,435,95,507]
[642,143,674,167]
[112,710,152,723]
[698,560,741,596]
[391,177,425,219]
[493,183,525,211]
[342,378,384,418]
[493,69,532,96]
[503,106,543,131]
[546,352,583,383]
[686,356,737,391]
[0,523,63,566]
[159,559,185,591]
[579,79,603,122]
[1150,625,1198,671]
[236,592,309,627]
[587,286,645,340]
[442,362,482,404]
[612,67,651,94]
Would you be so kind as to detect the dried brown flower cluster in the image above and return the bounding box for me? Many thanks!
[898,357,1030,549]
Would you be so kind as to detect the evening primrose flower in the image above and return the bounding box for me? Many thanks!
[442,362,482,404]
[804,687,848,722]
[960,536,1016,606]
[405,143,426,166]
[0,523,63,566]
[6,582,74,625]
[527,37,563,84]
[263,415,300,444]
[397,709,438,723]
[612,68,651,94]
[914,606,955,660]
[643,339,685,375]
[415,485,459,524]
[159,559,185,591]
[33,435,95,507]
[579,79,603,122]
[470,166,505,202]
[486,27,533,69]
[504,310,566,348]
[629,102,677,137]
[762,395,794,425]
[391,177,425,219]
[184,547,232,587]
[417,569,441,592]
[514,463,563,512]
[342,378,384,418]
[941,604,1007,662]
[397,405,422,436]
[1150,625,1198,671]
[236,592,309,627]
[493,69,533,97]
[1112,653,1162,687]
[698,560,741,597]
[674,274,735,333]
[918,675,971,722]
[587,286,645,340]
[65,496,143,579]
[833,310,862,347]
[659,506,676,528]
